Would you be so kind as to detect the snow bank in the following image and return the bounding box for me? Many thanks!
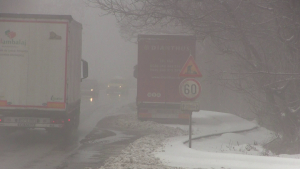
[99,134,179,169]
[190,128,276,156]
[156,135,300,169]
[98,111,188,169]
[99,109,298,169]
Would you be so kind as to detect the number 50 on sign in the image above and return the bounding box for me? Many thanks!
[179,78,201,100]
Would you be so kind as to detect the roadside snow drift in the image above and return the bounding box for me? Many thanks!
[99,109,300,169]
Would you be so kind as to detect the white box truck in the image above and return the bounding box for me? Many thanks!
[0,13,88,134]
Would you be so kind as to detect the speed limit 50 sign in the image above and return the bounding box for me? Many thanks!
[179,78,201,100]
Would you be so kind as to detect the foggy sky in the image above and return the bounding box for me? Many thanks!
[0,0,137,83]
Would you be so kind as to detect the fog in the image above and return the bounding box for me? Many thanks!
[1,1,300,168]
[0,0,137,84]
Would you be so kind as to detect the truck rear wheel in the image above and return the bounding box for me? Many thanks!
[63,109,80,137]
[47,119,76,137]
[74,110,80,129]
[62,122,73,139]
[0,127,16,136]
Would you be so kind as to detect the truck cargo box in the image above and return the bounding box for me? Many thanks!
[137,35,196,119]
[0,13,82,111]
[0,13,87,132]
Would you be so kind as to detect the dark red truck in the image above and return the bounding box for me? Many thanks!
[136,35,196,120]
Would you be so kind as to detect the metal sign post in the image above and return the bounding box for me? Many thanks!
[189,111,192,148]
[181,104,198,148]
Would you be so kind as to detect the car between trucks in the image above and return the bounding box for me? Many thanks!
[81,79,99,99]
[136,34,196,120]
[0,13,88,135]
[106,77,129,96]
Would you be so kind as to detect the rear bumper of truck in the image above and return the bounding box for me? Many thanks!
[137,102,191,120]
[0,113,66,129]
[138,112,190,119]
[0,123,63,128]
[0,104,79,129]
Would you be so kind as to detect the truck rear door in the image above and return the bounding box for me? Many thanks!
[137,35,196,104]
[0,18,68,109]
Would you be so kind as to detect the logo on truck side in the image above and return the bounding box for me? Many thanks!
[51,95,63,101]
[5,30,16,39]
[147,92,161,97]
[0,30,26,46]
[49,32,62,40]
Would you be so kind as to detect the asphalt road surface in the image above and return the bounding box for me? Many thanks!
[0,89,137,169]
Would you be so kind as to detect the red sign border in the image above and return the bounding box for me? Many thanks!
[179,78,201,100]
[179,55,202,78]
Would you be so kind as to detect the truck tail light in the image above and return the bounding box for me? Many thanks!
[51,119,64,124]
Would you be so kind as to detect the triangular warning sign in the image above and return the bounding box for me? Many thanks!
[179,55,202,77]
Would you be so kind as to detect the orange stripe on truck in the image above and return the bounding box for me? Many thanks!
[138,113,152,118]
[47,102,65,109]
[0,100,7,107]
[178,113,190,119]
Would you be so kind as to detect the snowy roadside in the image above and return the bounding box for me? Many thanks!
[97,108,188,169]
[97,108,279,169]
[155,111,300,169]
